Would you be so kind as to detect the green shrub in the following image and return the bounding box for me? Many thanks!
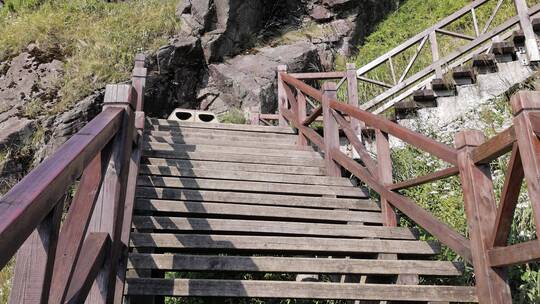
[219,108,247,124]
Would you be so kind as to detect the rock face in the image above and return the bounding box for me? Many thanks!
[203,42,320,114]
[144,36,206,118]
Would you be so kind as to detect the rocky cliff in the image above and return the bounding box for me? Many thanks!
[0,0,401,191]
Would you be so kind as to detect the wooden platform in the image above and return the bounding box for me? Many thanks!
[124,120,478,302]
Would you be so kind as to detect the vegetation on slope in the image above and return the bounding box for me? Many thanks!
[0,1,181,302]
[0,0,180,114]
[347,0,540,103]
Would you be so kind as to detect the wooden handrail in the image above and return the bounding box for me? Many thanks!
[0,107,123,269]
[330,100,459,165]
[0,54,148,304]
[278,71,540,302]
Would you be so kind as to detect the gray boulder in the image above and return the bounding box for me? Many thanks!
[204,42,320,114]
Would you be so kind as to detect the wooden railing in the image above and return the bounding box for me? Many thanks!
[0,54,147,304]
[356,0,540,114]
[277,68,540,303]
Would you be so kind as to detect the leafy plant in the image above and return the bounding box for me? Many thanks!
[219,108,247,124]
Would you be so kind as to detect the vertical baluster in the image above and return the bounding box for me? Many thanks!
[322,82,341,177]
[375,130,397,227]
[514,0,540,62]
[296,89,308,146]
[277,65,288,127]
[455,130,511,304]
[86,84,136,304]
[9,201,63,304]
[429,31,443,79]
[510,91,540,237]
[346,63,362,136]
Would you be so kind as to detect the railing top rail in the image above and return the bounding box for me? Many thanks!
[356,0,492,77]
[0,107,124,269]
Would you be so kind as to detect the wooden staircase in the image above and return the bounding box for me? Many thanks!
[123,119,477,303]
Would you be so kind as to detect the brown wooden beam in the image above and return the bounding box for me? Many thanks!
[388,167,459,191]
[65,233,111,304]
[491,143,524,247]
[322,82,341,177]
[288,71,346,80]
[488,239,540,267]
[303,106,323,126]
[331,148,472,262]
[455,130,511,303]
[281,73,323,102]
[471,126,516,164]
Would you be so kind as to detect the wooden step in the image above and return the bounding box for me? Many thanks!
[146,126,297,141]
[141,158,326,176]
[135,189,378,211]
[144,142,322,158]
[142,150,325,167]
[134,201,381,224]
[132,217,414,239]
[145,134,313,151]
[139,165,352,186]
[129,233,440,255]
[125,279,477,302]
[148,119,295,134]
[137,176,366,197]
[147,130,297,145]
[127,254,463,276]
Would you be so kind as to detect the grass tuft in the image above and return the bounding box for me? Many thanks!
[0,0,181,114]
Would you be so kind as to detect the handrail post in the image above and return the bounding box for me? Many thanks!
[376,130,397,226]
[429,31,443,79]
[277,65,288,127]
[455,130,511,304]
[346,63,363,136]
[514,0,540,62]
[510,91,540,236]
[296,89,308,146]
[322,82,341,177]
[86,84,136,303]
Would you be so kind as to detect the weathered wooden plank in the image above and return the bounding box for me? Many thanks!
[142,150,325,167]
[376,130,397,227]
[124,279,477,302]
[145,134,313,151]
[137,176,366,197]
[134,200,381,224]
[140,165,351,186]
[130,234,439,255]
[144,142,322,158]
[64,233,110,304]
[141,158,325,175]
[132,216,410,239]
[147,130,297,144]
[147,118,295,134]
[146,126,297,140]
[128,254,463,276]
[135,189,379,211]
